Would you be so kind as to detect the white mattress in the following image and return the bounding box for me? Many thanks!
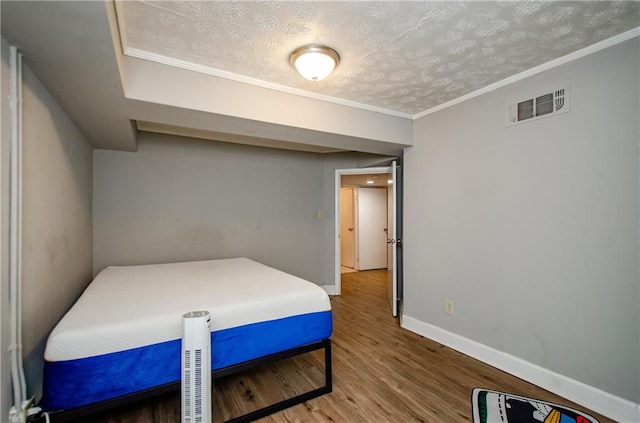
[45,258,331,361]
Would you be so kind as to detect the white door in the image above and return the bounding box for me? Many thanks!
[357,188,388,270]
[387,162,398,316]
[340,187,356,269]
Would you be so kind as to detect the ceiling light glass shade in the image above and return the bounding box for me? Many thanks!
[290,44,340,82]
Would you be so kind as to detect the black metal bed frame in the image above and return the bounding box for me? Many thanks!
[28,339,332,423]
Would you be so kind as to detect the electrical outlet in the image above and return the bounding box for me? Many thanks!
[444,299,454,315]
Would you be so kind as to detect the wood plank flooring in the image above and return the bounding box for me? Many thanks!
[68,270,614,422]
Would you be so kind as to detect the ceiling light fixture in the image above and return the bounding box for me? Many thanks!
[290,44,340,82]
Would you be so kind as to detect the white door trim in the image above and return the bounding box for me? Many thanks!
[334,166,391,295]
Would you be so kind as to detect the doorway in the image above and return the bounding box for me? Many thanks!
[340,184,388,273]
[334,167,392,296]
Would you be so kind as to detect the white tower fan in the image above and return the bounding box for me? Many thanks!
[182,311,212,423]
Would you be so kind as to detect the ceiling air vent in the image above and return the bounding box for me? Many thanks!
[505,86,570,127]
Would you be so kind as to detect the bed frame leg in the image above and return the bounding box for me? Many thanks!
[325,340,333,392]
[223,339,332,423]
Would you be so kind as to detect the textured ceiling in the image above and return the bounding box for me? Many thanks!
[118,1,639,116]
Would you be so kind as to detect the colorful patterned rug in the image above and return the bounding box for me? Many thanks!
[471,388,600,423]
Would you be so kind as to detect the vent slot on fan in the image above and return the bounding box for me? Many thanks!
[195,349,202,422]
[506,87,570,126]
[184,349,191,421]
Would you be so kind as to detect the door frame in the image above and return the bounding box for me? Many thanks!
[334,166,391,295]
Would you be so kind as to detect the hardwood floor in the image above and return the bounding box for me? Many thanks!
[70,270,613,422]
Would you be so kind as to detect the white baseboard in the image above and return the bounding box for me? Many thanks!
[321,285,337,295]
[401,315,640,423]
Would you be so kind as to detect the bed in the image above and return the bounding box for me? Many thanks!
[37,257,333,422]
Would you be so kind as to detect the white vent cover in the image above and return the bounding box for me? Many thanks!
[505,86,570,126]
[182,311,211,423]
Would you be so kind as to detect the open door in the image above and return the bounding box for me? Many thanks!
[387,161,399,316]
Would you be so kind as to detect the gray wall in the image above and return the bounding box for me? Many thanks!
[20,62,93,399]
[404,38,639,402]
[94,132,371,286]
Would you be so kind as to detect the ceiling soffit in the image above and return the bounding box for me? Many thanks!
[136,121,346,154]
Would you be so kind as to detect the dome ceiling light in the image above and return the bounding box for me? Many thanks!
[289,44,340,82]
